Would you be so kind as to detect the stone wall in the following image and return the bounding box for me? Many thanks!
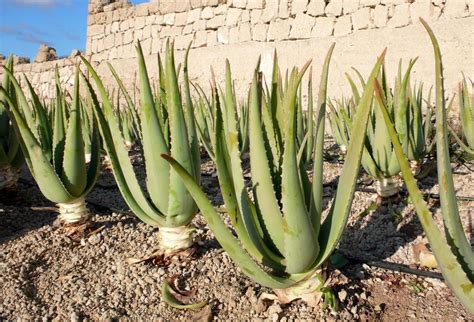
[2,0,473,101]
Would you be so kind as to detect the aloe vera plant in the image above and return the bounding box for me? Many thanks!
[346,60,434,197]
[450,76,474,156]
[0,56,24,190]
[328,97,355,155]
[0,66,101,226]
[163,45,386,304]
[82,41,200,254]
[374,20,473,313]
[194,64,250,161]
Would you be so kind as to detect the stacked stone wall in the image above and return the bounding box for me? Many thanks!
[1,0,473,101]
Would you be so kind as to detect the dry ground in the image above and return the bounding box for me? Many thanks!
[0,147,472,320]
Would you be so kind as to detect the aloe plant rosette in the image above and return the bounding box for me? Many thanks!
[82,42,200,254]
[375,20,473,313]
[0,56,24,190]
[0,66,100,227]
[450,76,474,156]
[164,46,386,304]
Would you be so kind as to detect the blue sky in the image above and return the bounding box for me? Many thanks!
[0,0,148,61]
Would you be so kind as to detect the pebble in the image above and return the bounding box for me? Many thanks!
[338,289,348,302]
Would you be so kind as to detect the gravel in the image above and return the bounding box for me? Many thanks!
[0,150,472,320]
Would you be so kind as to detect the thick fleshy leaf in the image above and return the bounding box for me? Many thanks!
[420,19,474,277]
[313,50,386,267]
[374,76,474,314]
[60,68,87,197]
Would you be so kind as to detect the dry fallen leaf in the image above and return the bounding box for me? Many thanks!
[126,246,196,266]
[161,276,208,310]
[412,243,438,268]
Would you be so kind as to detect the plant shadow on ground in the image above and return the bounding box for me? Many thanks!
[0,168,57,245]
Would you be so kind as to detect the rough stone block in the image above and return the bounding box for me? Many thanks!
[373,4,388,27]
[194,30,208,47]
[214,4,228,15]
[250,9,263,24]
[344,0,360,14]
[267,19,291,41]
[289,13,315,39]
[207,14,226,29]
[190,0,203,9]
[175,12,188,26]
[175,0,191,12]
[187,8,202,24]
[239,22,252,42]
[307,0,326,16]
[123,30,134,44]
[201,7,215,19]
[325,0,343,16]
[141,37,152,54]
[183,24,194,35]
[120,20,129,32]
[217,26,229,43]
[152,38,161,53]
[360,0,380,7]
[261,0,278,22]
[352,7,371,30]
[229,26,240,43]
[292,0,309,15]
[142,25,151,38]
[252,23,268,41]
[104,34,115,49]
[135,3,149,16]
[231,0,247,9]
[227,8,243,26]
[246,0,264,9]
[164,13,176,25]
[89,25,104,37]
[279,0,290,18]
[193,20,207,30]
[444,0,468,18]
[114,33,123,46]
[381,0,405,5]
[311,16,335,37]
[333,15,352,36]
[409,0,434,22]
[388,3,411,27]
[175,34,194,50]
[241,9,250,22]
[207,30,218,46]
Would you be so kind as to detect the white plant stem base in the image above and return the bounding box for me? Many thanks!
[339,145,347,155]
[57,197,90,224]
[157,225,194,254]
[375,176,400,198]
[410,160,421,177]
[267,269,327,307]
[0,166,20,190]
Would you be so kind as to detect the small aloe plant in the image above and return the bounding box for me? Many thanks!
[163,45,386,305]
[0,66,101,227]
[327,97,355,155]
[0,56,24,191]
[449,76,474,156]
[81,41,200,255]
[345,60,434,197]
[194,62,250,161]
[374,19,473,314]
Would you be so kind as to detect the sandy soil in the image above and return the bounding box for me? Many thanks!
[0,147,472,321]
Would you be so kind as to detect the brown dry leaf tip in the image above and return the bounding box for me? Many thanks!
[62,214,94,242]
[126,246,197,266]
[412,243,438,268]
